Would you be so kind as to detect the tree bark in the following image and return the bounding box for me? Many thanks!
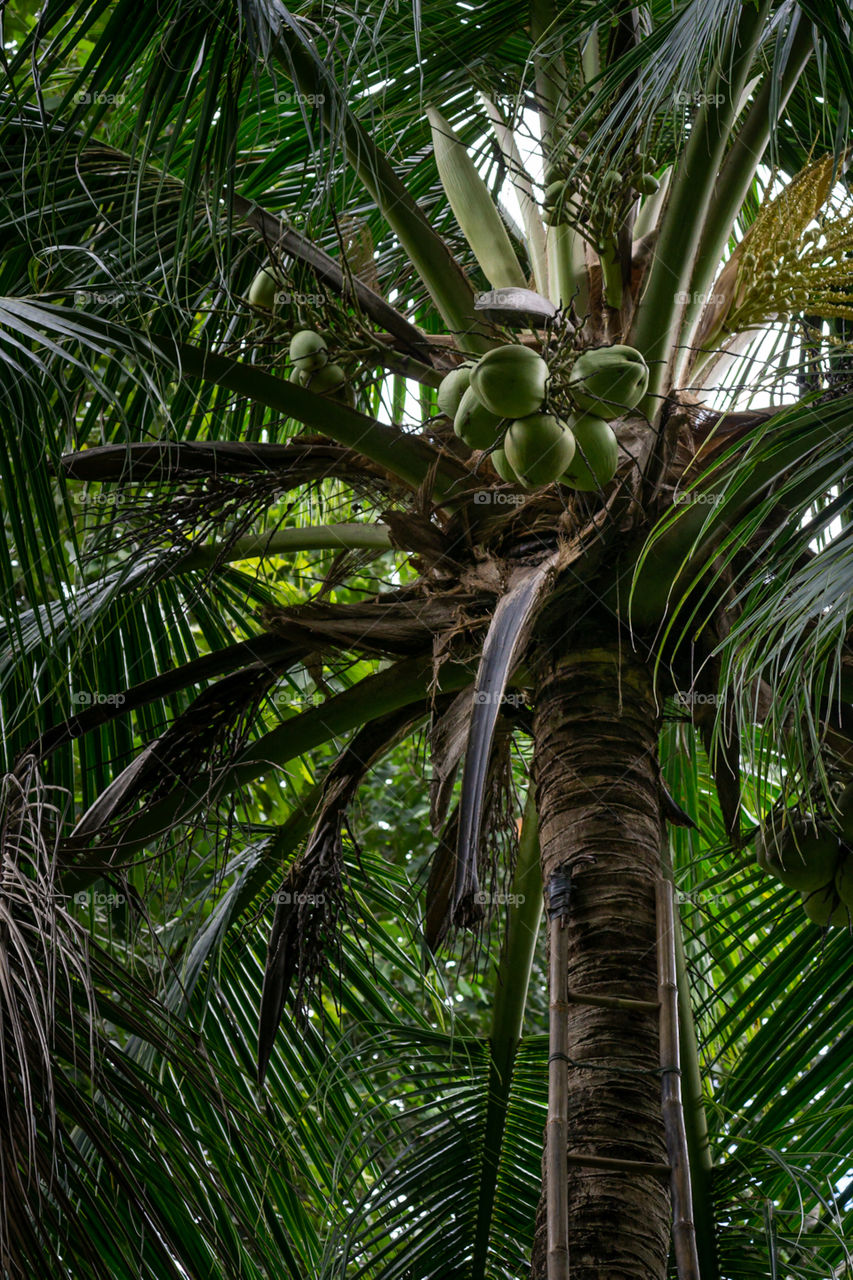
[530,644,671,1279]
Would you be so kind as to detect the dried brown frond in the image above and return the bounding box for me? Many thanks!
[0,761,94,1269]
[257,703,439,1081]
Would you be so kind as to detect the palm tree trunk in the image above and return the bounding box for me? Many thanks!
[530,643,671,1279]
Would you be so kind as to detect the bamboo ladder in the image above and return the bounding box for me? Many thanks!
[546,866,701,1280]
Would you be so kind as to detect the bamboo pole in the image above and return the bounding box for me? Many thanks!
[547,884,571,1280]
[656,879,702,1280]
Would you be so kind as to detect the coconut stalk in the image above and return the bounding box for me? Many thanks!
[176,523,393,571]
[546,223,588,316]
[656,877,701,1280]
[546,863,573,1280]
[632,166,672,244]
[599,237,623,311]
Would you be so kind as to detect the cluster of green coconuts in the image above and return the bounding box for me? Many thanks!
[437,343,649,490]
[541,166,660,226]
[247,267,352,403]
[287,329,353,404]
[757,787,853,927]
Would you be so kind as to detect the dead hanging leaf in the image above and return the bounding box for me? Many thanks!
[429,687,475,833]
[424,716,518,951]
[453,551,565,924]
[424,808,460,954]
[69,664,279,844]
[339,214,381,293]
[257,698,451,1084]
[381,509,461,571]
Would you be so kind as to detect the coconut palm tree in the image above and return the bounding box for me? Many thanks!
[2,1,853,1277]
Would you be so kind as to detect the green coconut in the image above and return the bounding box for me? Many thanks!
[504,413,576,489]
[635,173,660,196]
[454,385,504,451]
[760,816,840,893]
[491,446,520,483]
[469,345,549,420]
[248,266,283,309]
[289,329,328,373]
[567,345,649,420]
[437,364,475,418]
[560,414,618,491]
[801,887,849,928]
[300,362,346,395]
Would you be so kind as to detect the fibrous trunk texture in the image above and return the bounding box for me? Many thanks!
[530,644,670,1279]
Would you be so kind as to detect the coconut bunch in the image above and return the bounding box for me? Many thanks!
[287,328,353,404]
[757,785,853,928]
[437,342,648,492]
[540,152,665,308]
[542,159,661,232]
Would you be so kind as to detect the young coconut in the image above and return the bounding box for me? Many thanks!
[490,445,521,483]
[249,266,283,310]
[801,886,849,928]
[469,345,549,419]
[560,413,618,492]
[635,173,660,196]
[504,413,576,489]
[437,364,475,418]
[567,344,649,420]
[289,329,328,373]
[759,816,840,893]
[454,385,504,451]
[299,362,347,395]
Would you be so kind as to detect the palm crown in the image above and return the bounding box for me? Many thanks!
[2,1,853,1277]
